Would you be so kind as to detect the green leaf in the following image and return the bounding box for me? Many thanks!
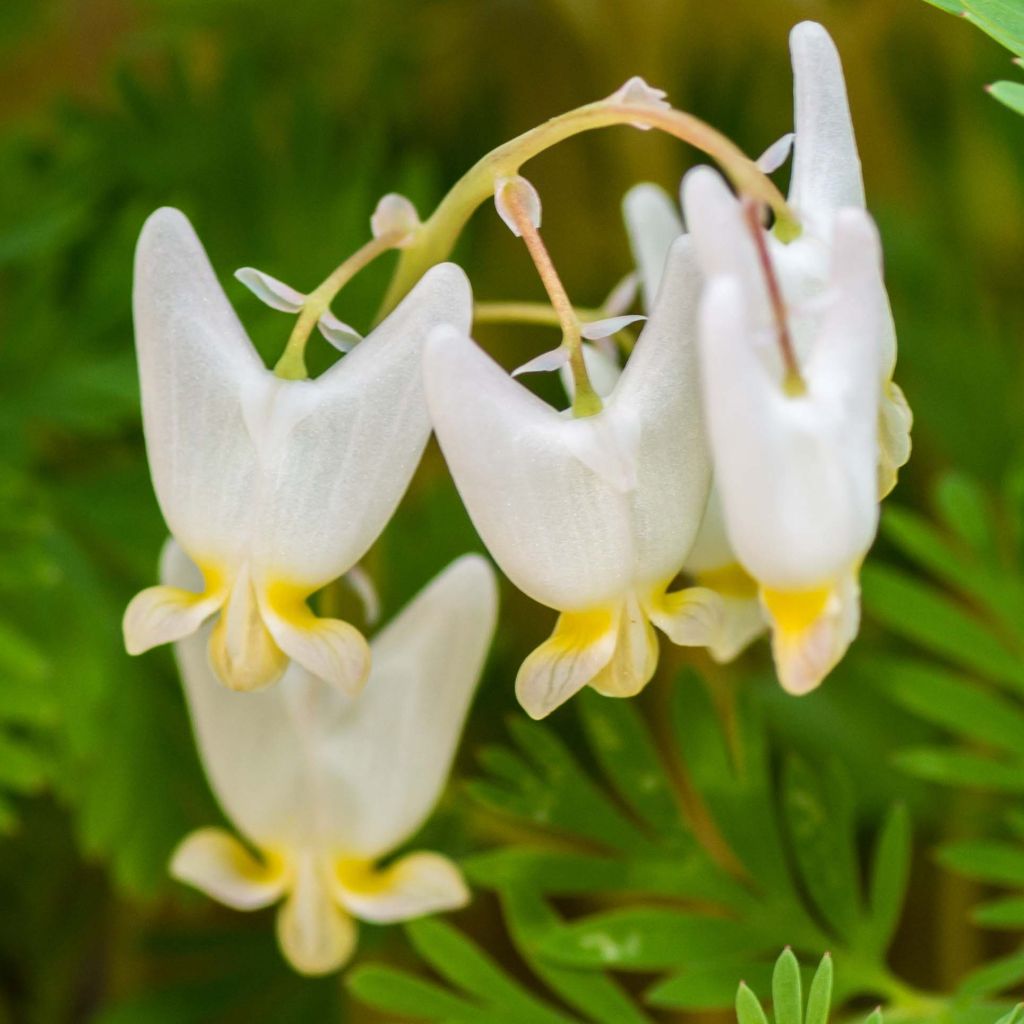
[736,982,770,1024]
[958,950,1024,999]
[895,748,1024,792]
[865,805,911,958]
[781,758,861,940]
[647,961,774,1011]
[989,81,1024,116]
[405,917,573,1024]
[771,948,803,1024]
[500,889,655,1024]
[974,896,1024,928]
[805,954,834,1024]
[872,658,1024,755]
[940,840,1024,886]
[576,689,686,839]
[862,563,1024,694]
[347,964,483,1019]
[535,908,762,970]
[995,1005,1024,1024]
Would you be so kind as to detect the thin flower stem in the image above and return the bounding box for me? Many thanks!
[273,230,403,380]
[742,198,806,396]
[499,182,602,417]
[474,300,604,327]
[377,96,799,318]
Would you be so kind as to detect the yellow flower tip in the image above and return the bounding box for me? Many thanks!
[693,562,760,601]
[760,576,860,696]
[515,605,620,719]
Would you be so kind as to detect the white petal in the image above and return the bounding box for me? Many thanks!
[756,132,795,174]
[425,331,640,609]
[789,22,865,222]
[134,208,269,567]
[234,267,307,312]
[698,275,876,588]
[250,262,472,589]
[345,565,380,625]
[646,586,723,647]
[878,380,912,498]
[512,346,569,377]
[334,852,469,924]
[259,594,371,696]
[371,193,421,246]
[601,271,640,316]
[580,314,646,340]
[516,606,620,720]
[276,853,357,975]
[494,176,542,236]
[316,555,498,855]
[682,484,735,574]
[317,311,362,352]
[427,239,708,610]
[123,582,224,655]
[165,546,496,859]
[170,827,288,910]
[622,183,683,308]
[707,596,768,664]
[588,594,659,699]
[681,167,761,297]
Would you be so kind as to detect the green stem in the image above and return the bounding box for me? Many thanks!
[376,95,799,319]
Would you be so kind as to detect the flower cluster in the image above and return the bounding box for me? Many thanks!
[123,20,909,974]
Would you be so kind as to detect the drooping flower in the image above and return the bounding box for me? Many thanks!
[690,175,886,693]
[123,208,471,694]
[623,182,767,662]
[424,239,718,720]
[168,543,497,975]
[678,22,906,693]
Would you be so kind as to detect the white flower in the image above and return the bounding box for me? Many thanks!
[620,183,768,663]
[424,239,717,720]
[679,22,905,694]
[122,208,471,694]
[167,543,497,976]
[694,196,886,694]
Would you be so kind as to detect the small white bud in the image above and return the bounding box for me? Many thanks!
[511,346,568,377]
[580,314,646,341]
[370,193,421,247]
[494,175,542,237]
[317,312,362,353]
[608,76,671,129]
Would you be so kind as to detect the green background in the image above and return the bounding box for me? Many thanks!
[0,0,1022,1020]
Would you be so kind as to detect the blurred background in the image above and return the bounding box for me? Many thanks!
[0,0,1022,1020]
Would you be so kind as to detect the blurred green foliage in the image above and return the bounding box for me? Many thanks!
[1,0,1024,1021]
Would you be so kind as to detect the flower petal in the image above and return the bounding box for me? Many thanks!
[516,605,620,719]
[588,594,659,699]
[707,596,768,664]
[259,587,371,696]
[276,853,357,976]
[334,852,469,924]
[622,183,683,308]
[698,273,877,589]
[762,569,860,694]
[170,827,288,910]
[315,555,497,856]
[133,208,268,566]
[788,21,865,221]
[878,380,913,498]
[371,193,421,246]
[234,267,307,312]
[123,581,225,655]
[250,262,471,590]
[646,585,723,647]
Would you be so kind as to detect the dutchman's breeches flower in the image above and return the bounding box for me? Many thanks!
[122,208,472,695]
[622,183,768,662]
[167,544,497,975]
[692,173,886,694]
[424,238,718,721]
